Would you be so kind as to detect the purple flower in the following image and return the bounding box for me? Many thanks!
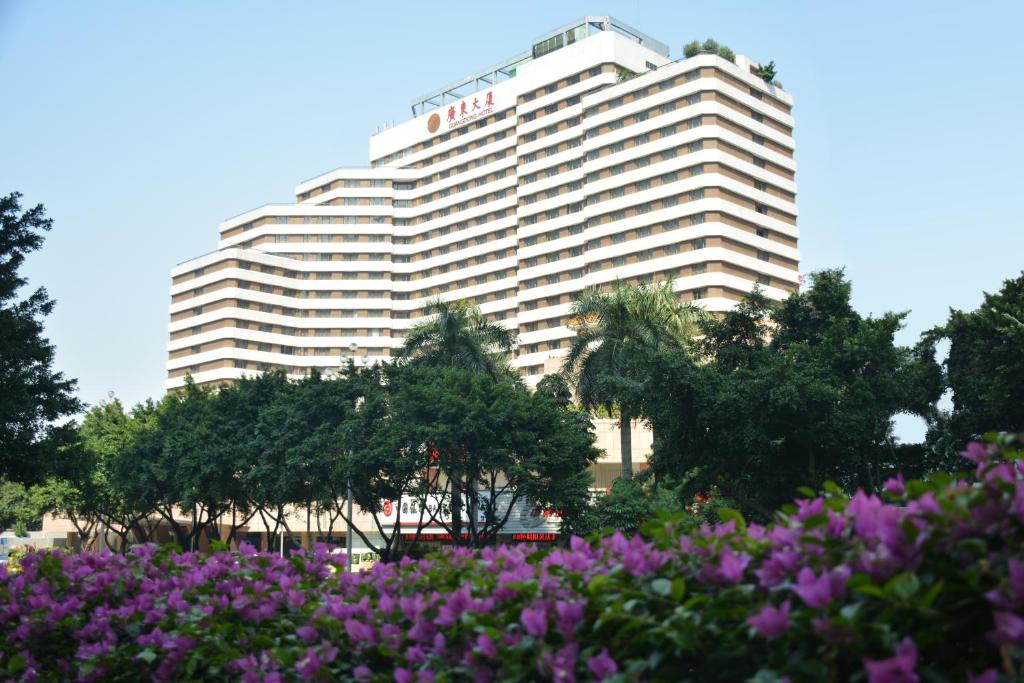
[746,600,791,639]
[344,619,376,644]
[555,600,584,634]
[715,545,751,584]
[475,634,497,659]
[587,648,619,680]
[540,643,579,683]
[962,441,989,465]
[296,625,317,643]
[353,665,373,681]
[520,605,548,638]
[863,637,918,683]
[883,474,905,496]
[990,610,1024,645]
[791,567,830,608]
[967,670,998,683]
[296,648,322,681]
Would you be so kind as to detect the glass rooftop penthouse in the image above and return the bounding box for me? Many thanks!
[408,16,671,117]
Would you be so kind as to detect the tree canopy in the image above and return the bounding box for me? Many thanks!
[937,271,1024,443]
[563,279,707,480]
[637,270,944,517]
[0,192,80,482]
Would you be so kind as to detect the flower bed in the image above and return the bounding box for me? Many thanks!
[2,438,1023,682]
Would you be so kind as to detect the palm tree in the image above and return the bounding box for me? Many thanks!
[397,298,516,540]
[563,279,707,480]
[397,298,516,377]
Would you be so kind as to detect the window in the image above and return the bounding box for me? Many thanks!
[751,111,764,123]
[686,93,701,106]
[756,204,769,215]
[692,238,706,249]
[756,227,767,238]
[754,180,767,192]
[692,288,707,300]
[691,214,706,226]
[757,275,771,285]
[276,216,288,224]
[692,263,707,274]
[757,250,770,262]
[753,157,767,169]
[690,189,705,200]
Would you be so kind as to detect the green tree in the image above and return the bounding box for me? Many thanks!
[398,297,518,533]
[0,479,41,534]
[937,271,1024,443]
[563,280,706,481]
[641,271,943,517]
[0,192,80,482]
[376,363,599,548]
[398,298,515,377]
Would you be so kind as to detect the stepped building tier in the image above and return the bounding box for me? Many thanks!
[168,16,798,391]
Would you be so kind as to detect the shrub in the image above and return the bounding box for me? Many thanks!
[1,437,1022,681]
[756,60,778,84]
[683,39,736,64]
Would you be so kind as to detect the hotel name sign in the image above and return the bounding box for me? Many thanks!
[426,90,496,134]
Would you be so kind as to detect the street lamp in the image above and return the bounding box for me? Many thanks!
[339,342,363,574]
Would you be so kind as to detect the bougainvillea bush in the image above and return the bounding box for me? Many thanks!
[2,437,1023,682]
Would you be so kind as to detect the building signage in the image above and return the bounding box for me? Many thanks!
[379,491,561,537]
[426,90,496,134]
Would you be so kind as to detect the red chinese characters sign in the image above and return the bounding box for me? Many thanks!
[428,90,495,133]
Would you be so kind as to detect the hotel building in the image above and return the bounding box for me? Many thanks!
[167,16,799,395]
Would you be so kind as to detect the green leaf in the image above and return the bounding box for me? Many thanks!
[649,578,673,597]
[801,513,828,529]
[136,649,158,664]
[716,507,746,533]
[796,486,816,498]
[823,480,844,496]
[6,655,25,674]
[919,580,944,609]
[671,577,687,601]
[885,572,920,601]
[587,574,610,596]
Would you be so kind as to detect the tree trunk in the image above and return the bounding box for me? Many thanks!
[620,405,633,481]
[449,461,463,545]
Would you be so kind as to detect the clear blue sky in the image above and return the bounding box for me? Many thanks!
[2,1,1022,441]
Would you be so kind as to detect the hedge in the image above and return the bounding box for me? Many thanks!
[1,436,1023,681]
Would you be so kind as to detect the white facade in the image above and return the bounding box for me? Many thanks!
[168,18,798,390]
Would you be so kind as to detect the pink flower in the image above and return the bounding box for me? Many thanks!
[791,567,847,609]
[715,545,751,584]
[962,441,989,465]
[883,474,905,496]
[475,634,497,659]
[540,643,579,683]
[587,648,619,680]
[555,600,584,634]
[520,605,548,638]
[863,637,918,683]
[967,670,998,683]
[990,610,1024,645]
[746,600,791,639]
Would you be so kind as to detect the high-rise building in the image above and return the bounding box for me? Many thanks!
[167,16,798,392]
